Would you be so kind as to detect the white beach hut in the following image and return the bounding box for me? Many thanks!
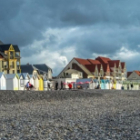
[5,74,19,90]
[22,73,30,86]
[0,72,6,90]
[30,74,35,86]
[105,80,110,89]
[116,81,122,90]
[19,73,30,90]
[43,76,48,91]
[34,74,40,90]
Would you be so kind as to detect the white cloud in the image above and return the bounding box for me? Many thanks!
[21,28,78,76]
[92,53,109,58]
[112,47,140,60]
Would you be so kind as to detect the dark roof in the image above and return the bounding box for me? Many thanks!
[0,52,7,57]
[0,44,10,51]
[0,40,3,44]
[33,64,52,73]
[21,64,52,75]
[21,65,34,74]
[0,44,20,52]
[127,72,132,78]
[13,45,20,52]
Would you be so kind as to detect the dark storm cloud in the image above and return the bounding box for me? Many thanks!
[1,0,140,74]
[1,0,140,46]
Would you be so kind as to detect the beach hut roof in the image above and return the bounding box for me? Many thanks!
[30,74,34,78]
[0,72,5,78]
[5,74,19,79]
[21,73,30,79]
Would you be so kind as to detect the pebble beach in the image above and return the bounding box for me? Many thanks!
[0,90,140,140]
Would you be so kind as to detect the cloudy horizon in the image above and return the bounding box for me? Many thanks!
[0,0,140,76]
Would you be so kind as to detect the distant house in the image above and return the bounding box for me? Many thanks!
[0,44,21,74]
[21,64,52,79]
[58,56,126,80]
[127,71,140,82]
[61,69,83,79]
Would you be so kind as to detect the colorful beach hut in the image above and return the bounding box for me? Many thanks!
[109,80,113,89]
[105,79,110,89]
[113,80,116,89]
[39,75,44,91]
[19,73,30,90]
[43,75,50,91]
[116,81,122,90]
[100,80,105,89]
[30,75,35,86]
[0,72,6,90]
[34,74,40,90]
[5,74,19,90]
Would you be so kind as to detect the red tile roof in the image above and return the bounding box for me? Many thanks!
[102,64,110,72]
[108,61,115,67]
[121,62,125,69]
[74,58,91,65]
[87,59,100,65]
[0,54,3,58]
[74,57,125,74]
[85,64,96,73]
[134,71,140,76]
[96,64,102,72]
[111,60,120,68]
[95,56,111,64]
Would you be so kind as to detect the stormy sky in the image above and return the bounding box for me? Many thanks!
[0,0,140,76]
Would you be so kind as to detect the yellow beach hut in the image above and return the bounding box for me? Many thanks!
[39,75,44,91]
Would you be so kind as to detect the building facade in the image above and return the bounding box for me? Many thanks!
[58,56,127,81]
[21,64,52,79]
[127,71,140,82]
[0,44,21,74]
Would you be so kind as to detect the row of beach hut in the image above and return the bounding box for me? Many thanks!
[0,72,51,90]
[73,79,122,90]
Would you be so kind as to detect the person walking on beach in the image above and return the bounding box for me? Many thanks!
[25,81,30,90]
[68,83,72,90]
[127,84,129,90]
[131,83,133,90]
[47,80,51,90]
[55,81,58,90]
[60,81,63,90]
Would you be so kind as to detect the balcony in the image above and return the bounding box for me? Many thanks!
[10,65,14,69]
[3,65,8,70]
[10,56,14,59]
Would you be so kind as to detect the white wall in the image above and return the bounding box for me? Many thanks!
[0,75,6,90]
[6,79,13,90]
